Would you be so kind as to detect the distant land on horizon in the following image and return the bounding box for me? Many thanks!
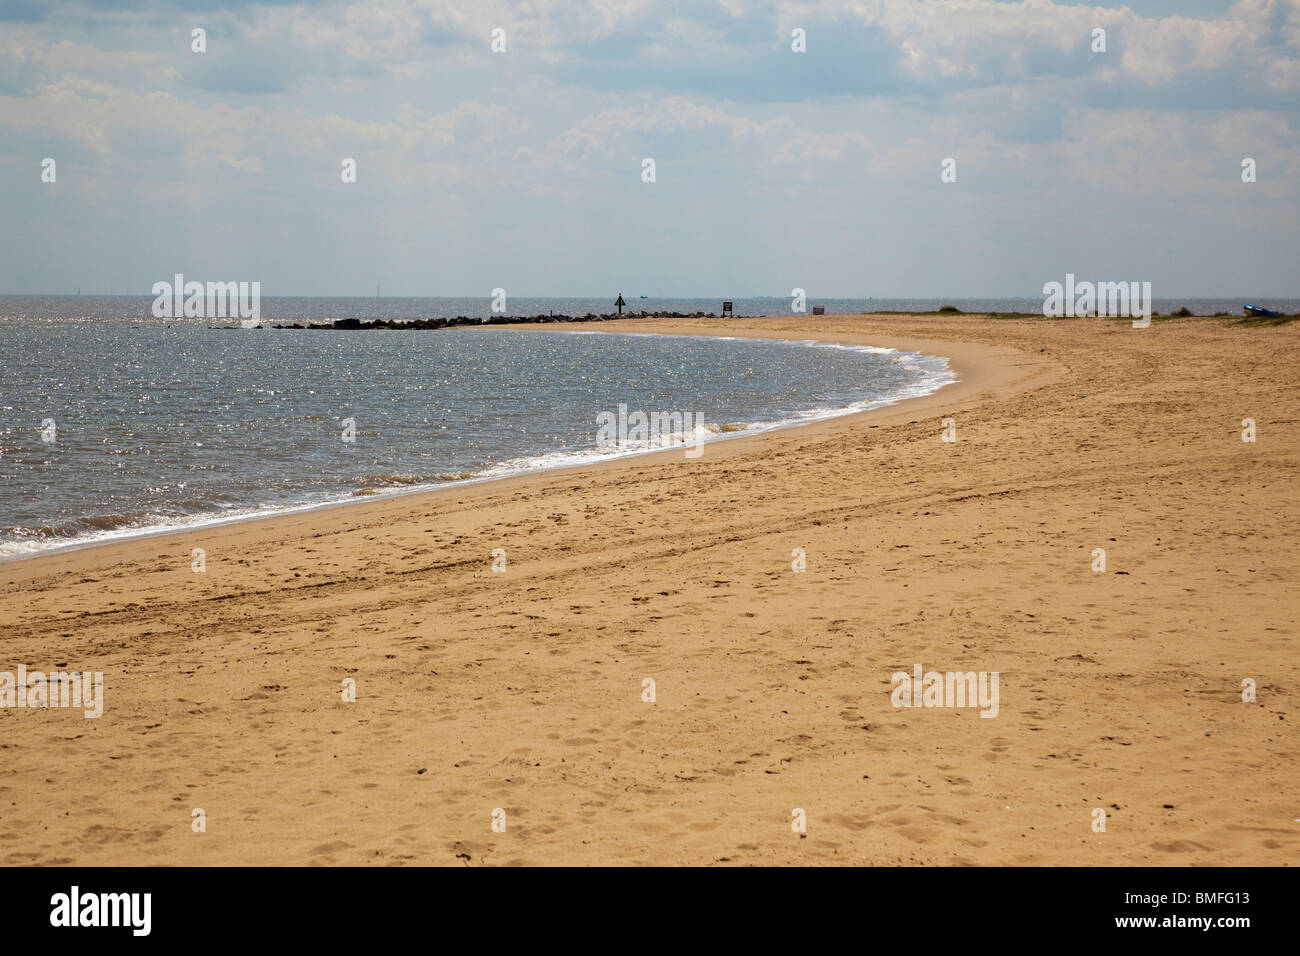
[3,292,1298,301]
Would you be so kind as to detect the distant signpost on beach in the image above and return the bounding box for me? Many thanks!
[722,301,733,317]
[616,293,626,316]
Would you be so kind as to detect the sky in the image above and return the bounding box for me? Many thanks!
[0,0,1297,297]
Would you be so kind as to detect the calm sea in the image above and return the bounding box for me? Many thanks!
[0,297,963,559]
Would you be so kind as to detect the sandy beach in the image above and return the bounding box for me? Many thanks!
[1,313,1295,866]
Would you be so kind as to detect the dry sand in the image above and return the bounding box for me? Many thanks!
[1,313,1296,866]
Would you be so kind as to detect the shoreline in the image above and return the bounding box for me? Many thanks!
[4,312,1294,866]
[0,321,1021,570]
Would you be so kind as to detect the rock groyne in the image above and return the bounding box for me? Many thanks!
[272,311,720,330]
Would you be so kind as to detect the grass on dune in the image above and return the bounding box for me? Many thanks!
[841,310,1299,325]
[1230,313,1300,327]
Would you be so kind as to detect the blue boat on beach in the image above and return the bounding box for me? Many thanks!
[1244,304,1280,317]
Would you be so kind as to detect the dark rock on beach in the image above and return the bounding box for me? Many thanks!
[268,311,720,331]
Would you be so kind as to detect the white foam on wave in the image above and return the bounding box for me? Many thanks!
[0,496,363,561]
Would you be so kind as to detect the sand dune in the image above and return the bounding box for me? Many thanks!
[1,314,1295,866]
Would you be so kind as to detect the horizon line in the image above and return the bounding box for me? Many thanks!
[2,292,1297,300]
